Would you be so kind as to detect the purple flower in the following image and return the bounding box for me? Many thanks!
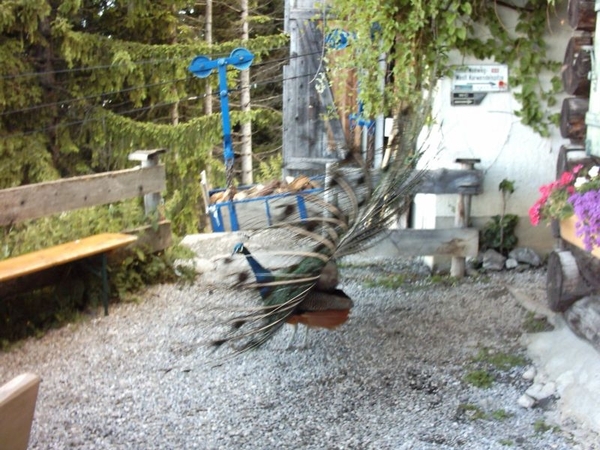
[569,190,600,251]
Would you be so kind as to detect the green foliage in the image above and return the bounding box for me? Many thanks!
[464,369,494,389]
[364,273,411,289]
[481,179,519,255]
[1,200,146,258]
[256,153,283,182]
[523,310,553,333]
[454,404,512,425]
[533,419,560,434]
[492,409,514,421]
[473,347,527,370]
[1,0,288,233]
[326,0,560,135]
[482,214,519,255]
[363,272,461,290]
[457,403,487,420]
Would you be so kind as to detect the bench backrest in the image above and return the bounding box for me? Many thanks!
[0,373,41,450]
[0,164,166,227]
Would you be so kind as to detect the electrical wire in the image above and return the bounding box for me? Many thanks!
[0,45,319,82]
[1,66,328,119]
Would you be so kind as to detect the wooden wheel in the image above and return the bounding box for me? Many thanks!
[562,35,592,96]
[560,97,589,143]
[568,0,596,31]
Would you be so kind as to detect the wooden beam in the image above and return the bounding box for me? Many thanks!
[417,169,483,195]
[367,228,479,258]
[0,165,166,226]
[122,220,173,255]
[284,166,483,195]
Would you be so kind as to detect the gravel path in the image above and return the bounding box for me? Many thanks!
[1,235,598,449]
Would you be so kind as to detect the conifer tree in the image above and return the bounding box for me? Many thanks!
[0,0,287,234]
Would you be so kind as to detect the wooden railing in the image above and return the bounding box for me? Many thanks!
[0,149,172,302]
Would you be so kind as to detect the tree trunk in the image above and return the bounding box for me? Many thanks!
[568,0,597,31]
[546,250,591,312]
[205,0,213,116]
[240,0,253,185]
[564,295,600,352]
[562,35,592,96]
[560,97,589,142]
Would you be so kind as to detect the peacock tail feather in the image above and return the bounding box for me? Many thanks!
[212,95,436,357]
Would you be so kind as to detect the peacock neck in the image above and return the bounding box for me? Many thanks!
[241,249,273,299]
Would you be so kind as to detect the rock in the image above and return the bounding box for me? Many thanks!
[517,394,536,408]
[505,258,519,269]
[555,371,575,397]
[508,247,542,267]
[526,382,556,401]
[482,249,506,271]
[522,366,536,381]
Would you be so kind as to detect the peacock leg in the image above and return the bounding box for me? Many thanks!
[300,325,310,349]
[286,323,298,350]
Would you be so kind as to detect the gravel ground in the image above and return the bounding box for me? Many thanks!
[1,234,599,449]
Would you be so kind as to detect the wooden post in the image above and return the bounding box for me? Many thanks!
[451,158,480,278]
[128,149,167,216]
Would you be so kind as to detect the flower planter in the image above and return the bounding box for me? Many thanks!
[560,215,600,258]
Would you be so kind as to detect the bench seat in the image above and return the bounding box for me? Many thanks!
[0,233,137,313]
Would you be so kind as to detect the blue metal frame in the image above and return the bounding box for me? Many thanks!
[208,187,323,232]
[189,48,254,171]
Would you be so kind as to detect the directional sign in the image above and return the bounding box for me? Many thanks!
[451,92,487,106]
[451,64,509,93]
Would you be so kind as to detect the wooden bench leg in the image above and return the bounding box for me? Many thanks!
[79,253,111,316]
[100,253,109,316]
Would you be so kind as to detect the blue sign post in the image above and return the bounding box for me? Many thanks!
[189,48,254,185]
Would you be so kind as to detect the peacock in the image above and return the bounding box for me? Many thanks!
[225,242,353,349]
[211,102,432,356]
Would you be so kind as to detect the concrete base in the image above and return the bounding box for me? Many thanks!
[418,215,554,272]
[526,318,600,437]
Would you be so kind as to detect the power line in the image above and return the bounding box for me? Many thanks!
[0,61,327,119]
[0,57,190,81]
[0,77,189,117]
[0,46,321,82]
[3,68,321,138]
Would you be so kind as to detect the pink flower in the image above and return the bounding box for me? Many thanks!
[559,170,574,186]
[528,203,541,226]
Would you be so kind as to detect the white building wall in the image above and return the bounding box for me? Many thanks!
[415,4,573,267]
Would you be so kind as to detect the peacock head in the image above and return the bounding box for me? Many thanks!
[232,242,247,255]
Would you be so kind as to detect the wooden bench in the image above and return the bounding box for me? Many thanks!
[0,149,170,315]
[0,373,41,450]
[0,234,138,315]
